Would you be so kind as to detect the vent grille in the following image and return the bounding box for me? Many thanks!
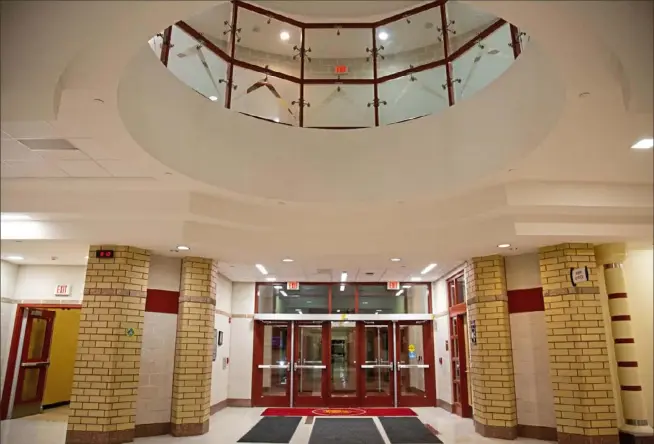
[18,139,79,151]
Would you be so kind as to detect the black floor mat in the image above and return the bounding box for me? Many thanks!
[237,416,302,443]
[308,418,385,444]
[378,417,442,443]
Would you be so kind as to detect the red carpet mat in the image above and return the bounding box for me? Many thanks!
[262,407,417,417]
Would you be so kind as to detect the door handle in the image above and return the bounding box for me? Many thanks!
[397,364,429,369]
[294,363,326,370]
[361,364,393,369]
[20,361,49,368]
[258,364,289,370]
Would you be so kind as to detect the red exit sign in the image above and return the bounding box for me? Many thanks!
[95,249,114,259]
[387,281,400,290]
[287,282,300,290]
[334,65,348,75]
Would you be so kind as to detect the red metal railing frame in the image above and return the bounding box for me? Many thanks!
[167,0,523,128]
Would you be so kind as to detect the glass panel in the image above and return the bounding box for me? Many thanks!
[404,284,429,314]
[303,84,374,128]
[167,25,229,104]
[231,66,300,125]
[398,325,427,397]
[378,66,448,125]
[148,34,163,57]
[297,325,323,397]
[455,275,466,304]
[27,317,47,360]
[364,325,392,397]
[332,284,355,314]
[453,382,460,402]
[376,6,444,78]
[304,28,372,80]
[358,284,404,314]
[20,368,40,401]
[262,324,288,396]
[184,3,233,54]
[452,22,513,104]
[258,284,329,314]
[446,1,499,55]
[235,8,301,78]
[330,322,356,397]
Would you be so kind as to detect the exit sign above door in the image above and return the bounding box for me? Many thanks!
[54,284,71,296]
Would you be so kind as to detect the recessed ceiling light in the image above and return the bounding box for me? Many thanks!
[340,272,347,282]
[6,256,24,261]
[340,284,345,292]
[631,138,653,150]
[209,96,218,102]
[282,258,294,263]
[420,263,437,275]
[395,289,404,296]
[390,258,401,262]
[378,31,389,41]
[410,277,422,282]
[281,290,288,297]
[280,31,290,41]
[336,309,341,313]
[0,213,31,221]
[402,284,412,288]
[273,285,283,289]
[176,245,190,251]
[266,277,277,282]
[255,264,268,275]
[498,243,511,248]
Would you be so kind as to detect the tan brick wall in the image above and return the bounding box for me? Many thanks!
[539,243,619,441]
[170,257,217,436]
[465,255,518,439]
[66,245,150,443]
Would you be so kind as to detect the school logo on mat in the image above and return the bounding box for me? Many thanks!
[311,408,366,416]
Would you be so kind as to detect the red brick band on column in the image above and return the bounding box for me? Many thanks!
[611,315,631,321]
[607,292,628,299]
[614,338,635,344]
[617,362,639,368]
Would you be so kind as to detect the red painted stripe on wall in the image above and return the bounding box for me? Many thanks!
[621,386,642,391]
[612,315,631,321]
[507,288,544,314]
[608,293,628,299]
[618,362,639,368]
[145,289,179,314]
[615,338,635,344]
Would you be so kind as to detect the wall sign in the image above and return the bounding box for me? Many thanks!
[54,284,71,297]
[287,281,300,290]
[387,281,400,290]
[95,249,114,259]
[570,266,589,286]
[470,319,477,345]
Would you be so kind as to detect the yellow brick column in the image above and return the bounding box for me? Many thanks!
[595,243,654,442]
[539,243,619,444]
[465,255,518,440]
[66,245,150,444]
[170,257,217,436]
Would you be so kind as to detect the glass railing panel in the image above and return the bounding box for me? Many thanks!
[303,84,374,128]
[378,65,448,125]
[184,2,233,55]
[231,66,300,125]
[304,28,373,80]
[445,0,499,55]
[167,25,228,104]
[451,22,513,104]
[376,6,444,78]
[148,34,162,57]
[235,7,301,78]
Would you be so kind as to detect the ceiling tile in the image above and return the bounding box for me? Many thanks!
[0,138,44,161]
[1,131,11,139]
[57,160,110,177]
[1,161,68,178]
[97,160,153,178]
[69,138,122,161]
[37,148,90,161]
[0,121,58,139]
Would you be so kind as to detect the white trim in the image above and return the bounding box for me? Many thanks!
[253,313,434,322]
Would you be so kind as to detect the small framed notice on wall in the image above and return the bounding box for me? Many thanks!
[570,266,589,286]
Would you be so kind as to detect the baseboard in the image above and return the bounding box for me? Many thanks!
[134,422,171,438]
[43,401,70,410]
[210,399,228,415]
[517,424,558,441]
[437,399,452,413]
[227,398,252,407]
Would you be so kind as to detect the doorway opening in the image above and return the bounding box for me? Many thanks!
[447,272,472,418]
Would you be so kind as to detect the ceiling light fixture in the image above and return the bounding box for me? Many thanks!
[410,277,422,282]
[176,245,190,251]
[281,290,288,297]
[340,272,347,282]
[1,213,32,221]
[6,256,24,261]
[498,243,511,248]
[282,258,294,262]
[631,138,653,150]
[421,263,437,275]
[255,264,268,275]
[340,284,345,292]
[209,96,218,102]
[85,256,89,260]
[390,258,401,262]
[395,289,404,296]
[280,31,290,41]
[273,285,283,289]
[402,284,412,288]
[266,277,277,282]
[378,31,389,41]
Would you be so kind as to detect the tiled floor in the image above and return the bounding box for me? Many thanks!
[0,406,556,444]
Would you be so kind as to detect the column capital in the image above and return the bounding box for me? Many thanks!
[595,243,627,266]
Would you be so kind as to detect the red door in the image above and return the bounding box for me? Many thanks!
[252,321,292,407]
[360,322,394,407]
[450,314,472,417]
[395,321,436,407]
[293,322,328,407]
[11,308,56,418]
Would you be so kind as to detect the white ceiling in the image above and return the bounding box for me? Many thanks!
[0,0,652,283]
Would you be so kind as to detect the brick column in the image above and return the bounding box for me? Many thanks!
[66,245,151,444]
[465,255,518,440]
[538,243,619,444]
[170,257,217,436]
[595,243,654,443]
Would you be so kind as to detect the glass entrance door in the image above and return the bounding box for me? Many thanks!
[293,323,327,406]
[253,322,291,406]
[361,322,394,406]
[328,321,358,406]
[395,321,436,407]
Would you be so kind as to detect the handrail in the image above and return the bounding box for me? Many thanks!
[158,0,525,129]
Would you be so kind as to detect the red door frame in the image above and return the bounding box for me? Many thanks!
[447,272,472,417]
[395,320,436,407]
[0,304,81,420]
[293,322,329,407]
[251,321,292,407]
[360,321,395,407]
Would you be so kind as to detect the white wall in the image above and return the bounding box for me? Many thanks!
[228,282,255,401]
[13,264,86,302]
[1,260,19,394]
[148,255,181,291]
[505,253,541,291]
[1,260,18,300]
[211,274,233,406]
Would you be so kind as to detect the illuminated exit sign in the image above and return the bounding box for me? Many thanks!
[287,282,300,290]
[334,65,348,75]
